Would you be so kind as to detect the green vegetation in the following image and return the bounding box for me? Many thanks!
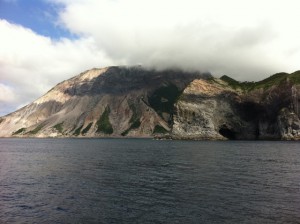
[0,118,3,124]
[81,122,93,135]
[148,84,181,116]
[220,75,257,91]
[220,75,246,89]
[221,71,300,92]
[96,107,113,134]
[74,125,83,136]
[121,120,141,136]
[153,125,168,134]
[13,127,26,135]
[27,124,44,135]
[130,119,141,129]
[121,129,129,136]
[129,103,139,124]
[253,72,289,90]
[121,103,141,136]
[289,71,300,84]
[53,122,64,133]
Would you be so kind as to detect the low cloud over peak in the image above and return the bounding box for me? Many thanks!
[1,0,300,115]
[55,0,300,78]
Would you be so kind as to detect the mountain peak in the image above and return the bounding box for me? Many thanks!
[0,67,299,140]
[0,66,208,137]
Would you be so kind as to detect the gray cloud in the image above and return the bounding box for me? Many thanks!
[1,0,300,115]
[56,0,300,79]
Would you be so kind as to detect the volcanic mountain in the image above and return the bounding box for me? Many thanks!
[0,66,208,138]
[0,66,300,140]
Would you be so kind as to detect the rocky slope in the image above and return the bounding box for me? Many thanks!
[172,71,300,140]
[0,66,299,140]
[0,66,207,137]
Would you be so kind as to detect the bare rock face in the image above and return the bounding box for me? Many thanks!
[172,72,300,140]
[277,108,300,140]
[172,79,256,140]
[0,66,207,137]
[0,66,299,140]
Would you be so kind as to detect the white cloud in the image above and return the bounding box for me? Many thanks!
[0,19,114,115]
[54,0,300,79]
[1,0,300,115]
[0,83,17,115]
[0,83,15,102]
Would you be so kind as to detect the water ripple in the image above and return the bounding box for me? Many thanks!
[0,139,300,223]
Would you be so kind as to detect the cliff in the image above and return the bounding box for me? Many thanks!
[0,66,299,140]
[0,66,207,138]
[172,72,300,140]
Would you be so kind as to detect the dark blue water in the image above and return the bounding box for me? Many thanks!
[0,139,299,224]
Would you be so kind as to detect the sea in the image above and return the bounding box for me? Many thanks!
[0,138,299,224]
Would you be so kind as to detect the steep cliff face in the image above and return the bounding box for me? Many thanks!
[172,71,300,140]
[172,79,256,140]
[0,66,207,137]
[0,66,299,140]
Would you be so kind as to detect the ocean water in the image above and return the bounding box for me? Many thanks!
[0,139,299,224]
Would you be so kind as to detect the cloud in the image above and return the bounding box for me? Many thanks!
[0,83,15,102]
[0,83,16,115]
[54,0,300,80]
[1,0,300,115]
[0,19,114,115]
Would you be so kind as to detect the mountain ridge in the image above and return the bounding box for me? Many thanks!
[220,70,300,91]
[0,66,208,138]
[0,66,299,140]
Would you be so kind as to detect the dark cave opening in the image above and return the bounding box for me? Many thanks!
[219,126,236,140]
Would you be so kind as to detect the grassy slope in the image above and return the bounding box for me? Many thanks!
[148,84,181,116]
[221,71,300,91]
[96,107,113,134]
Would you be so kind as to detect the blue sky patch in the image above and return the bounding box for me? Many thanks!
[0,0,76,39]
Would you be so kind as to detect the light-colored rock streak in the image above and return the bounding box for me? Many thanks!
[78,67,108,82]
[35,89,71,104]
[184,79,232,96]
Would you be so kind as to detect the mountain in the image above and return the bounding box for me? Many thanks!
[0,66,208,138]
[0,66,299,140]
[172,71,300,140]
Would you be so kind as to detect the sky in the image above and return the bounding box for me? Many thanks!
[1,0,300,116]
